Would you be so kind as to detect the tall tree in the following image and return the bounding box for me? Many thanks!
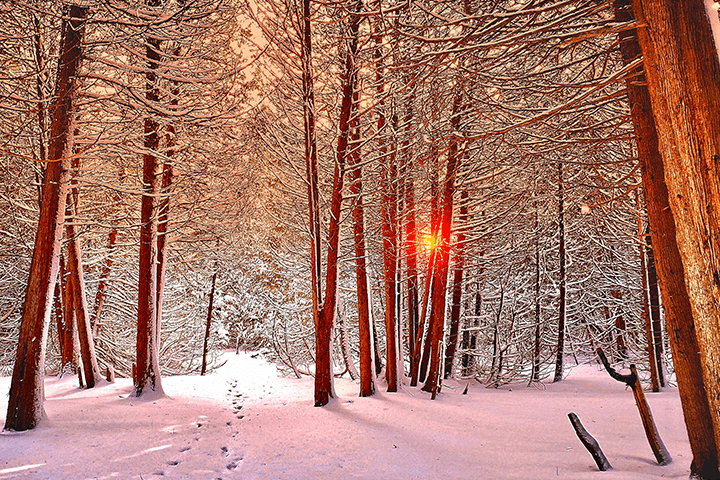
[621,1,720,476]
[4,3,88,431]
[134,0,165,397]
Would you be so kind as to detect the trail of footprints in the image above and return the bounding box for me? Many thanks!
[154,381,247,478]
[227,379,245,419]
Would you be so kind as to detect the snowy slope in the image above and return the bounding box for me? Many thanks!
[0,352,692,479]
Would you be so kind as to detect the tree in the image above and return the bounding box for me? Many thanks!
[4,3,88,431]
[628,0,720,476]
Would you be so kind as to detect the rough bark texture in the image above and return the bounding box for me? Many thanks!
[619,1,720,476]
[4,4,87,431]
[65,196,101,388]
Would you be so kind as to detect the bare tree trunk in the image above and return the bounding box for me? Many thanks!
[344,0,374,398]
[619,1,719,476]
[5,4,87,431]
[414,161,440,385]
[531,201,542,382]
[201,270,217,376]
[636,193,660,392]
[461,280,481,377]
[443,190,467,379]
[553,161,566,383]
[422,98,463,397]
[644,235,665,386]
[64,189,101,388]
[301,0,322,339]
[90,227,116,337]
[134,9,164,397]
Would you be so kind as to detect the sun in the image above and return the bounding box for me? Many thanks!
[419,228,438,251]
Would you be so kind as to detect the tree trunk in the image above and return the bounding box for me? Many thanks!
[636,194,660,392]
[201,270,217,376]
[644,234,665,387]
[4,4,87,431]
[531,201,542,382]
[345,0,374,397]
[90,226,117,337]
[414,157,440,385]
[134,13,164,397]
[461,280,481,377]
[553,161,566,383]
[443,190,468,379]
[302,0,322,339]
[618,1,720,476]
[64,190,101,388]
[422,98,463,397]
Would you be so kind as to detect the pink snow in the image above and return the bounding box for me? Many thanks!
[0,352,692,479]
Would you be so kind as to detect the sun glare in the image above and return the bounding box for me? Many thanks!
[420,229,438,251]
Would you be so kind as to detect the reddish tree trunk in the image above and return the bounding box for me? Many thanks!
[4,4,87,431]
[134,19,164,397]
[64,193,101,388]
[422,99,463,397]
[344,0,374,398]
[618,1,719,475]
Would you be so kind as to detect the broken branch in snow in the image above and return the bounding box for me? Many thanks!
[595,348,672,466]
[567,412,612,471]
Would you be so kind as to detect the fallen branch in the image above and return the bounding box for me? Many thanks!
[595,348,671,465]
[568,412,612,471]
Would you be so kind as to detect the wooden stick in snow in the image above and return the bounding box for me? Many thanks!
[595,348,672,465]
[568,412,612,471]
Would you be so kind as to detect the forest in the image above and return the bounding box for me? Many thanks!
[2,0,720,478]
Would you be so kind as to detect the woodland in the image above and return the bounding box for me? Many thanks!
[2,0,720,479]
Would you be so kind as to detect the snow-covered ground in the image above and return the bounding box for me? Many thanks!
[0,352,693,479]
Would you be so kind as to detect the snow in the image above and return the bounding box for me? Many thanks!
[0,352,693,479]
[705,1,720,64]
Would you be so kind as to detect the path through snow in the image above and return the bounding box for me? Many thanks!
[0,352,693,479]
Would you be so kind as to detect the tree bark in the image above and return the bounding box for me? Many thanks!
[4,3,87,431]
[568,412,613,471]
[618,1,720,476]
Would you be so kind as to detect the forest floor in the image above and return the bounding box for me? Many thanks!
[0,351,693,479]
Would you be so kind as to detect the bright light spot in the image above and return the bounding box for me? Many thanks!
[419,229,438,251]
[580,204,591,215]
[0,463,46,474]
